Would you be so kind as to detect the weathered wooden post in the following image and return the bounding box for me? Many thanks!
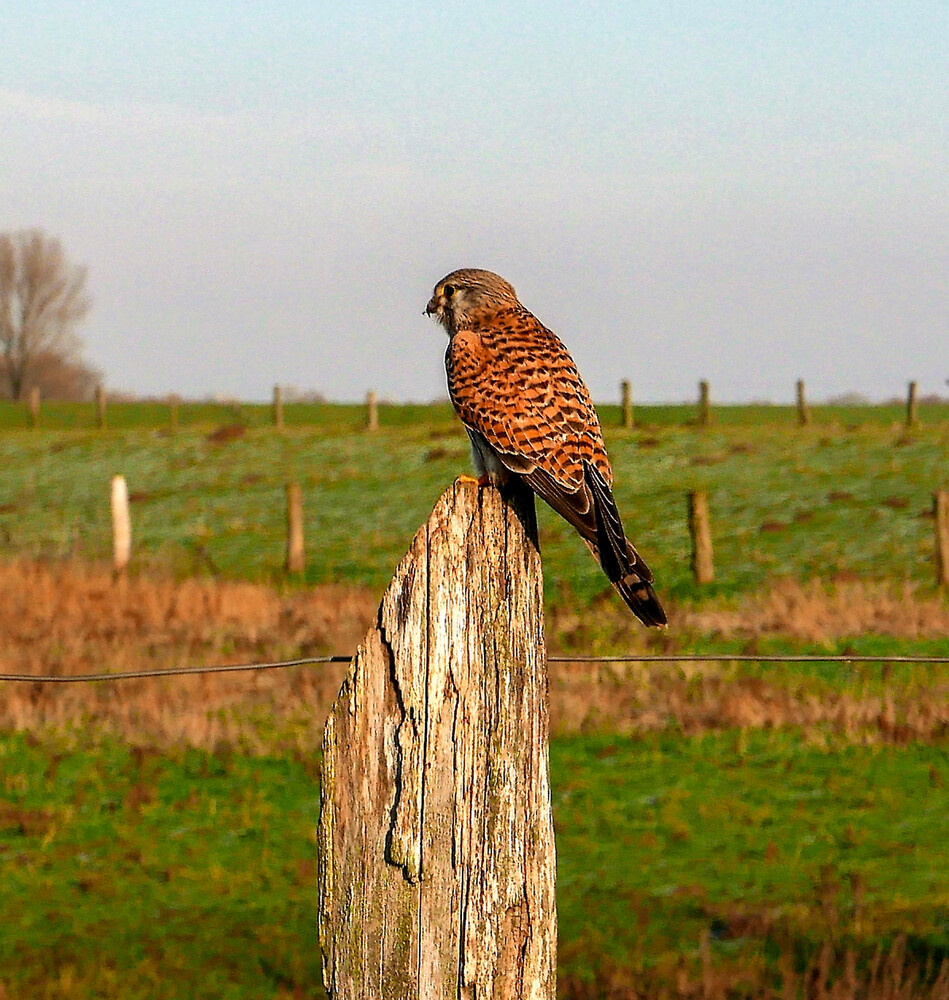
[935,490,949,588]
[688,489,714,584]
[28,386,40,428]
[95,384,107,429]
[620,379,634,429]
[796,379,809,426]
[273,384,284,430]
[906,381,918,429]
[698,379,710,427]
[111,475,131,574]
[366,389,379,431]
[285,482,305,574]
[319,480,556,998]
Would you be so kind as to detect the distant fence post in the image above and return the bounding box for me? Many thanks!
[273,384,284,430]
[95,384,107,429]
[688,489,714,584]
[168,394,180,433]
[796,379,809,426]
[111,475,131,574]
[621,379,634,429]
[319,481,556,998]
[366,390,379,431]
[698,380,710,427]
[935,490,949,588]
[28,386,40,428]
[906,381,918,429]
[285,482,305,574]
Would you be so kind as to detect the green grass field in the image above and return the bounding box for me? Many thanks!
[2,730,947,999]
[1,402,947,607]
[3,397,946,433]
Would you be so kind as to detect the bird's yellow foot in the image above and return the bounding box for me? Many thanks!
[456,474,493,487]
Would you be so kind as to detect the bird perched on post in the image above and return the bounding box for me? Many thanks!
[425,267,666,627]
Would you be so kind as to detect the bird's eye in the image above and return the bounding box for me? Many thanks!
[443,284,455,298]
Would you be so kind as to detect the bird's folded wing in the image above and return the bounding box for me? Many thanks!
[447,324,612,492]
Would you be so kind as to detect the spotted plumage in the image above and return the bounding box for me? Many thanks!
[425,267,666,627]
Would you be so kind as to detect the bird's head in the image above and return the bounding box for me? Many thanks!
[425,268,520,335]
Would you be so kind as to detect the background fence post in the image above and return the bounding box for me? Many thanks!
[366,389,379,431]
[318,481,556,998]
[285,482,305,574]
[796,379,809,426]
[273,384,284,430]
[168,394,180,433]
[95,384,106,429]
[698,380,710,427]
[688,489,714,584]
[935,490,949,588]
[621,379,634,429]
[906,381,918,429]
[28,386,40,428]
[111,475,131,575]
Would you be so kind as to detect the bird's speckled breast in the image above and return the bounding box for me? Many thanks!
[445,305,613,489]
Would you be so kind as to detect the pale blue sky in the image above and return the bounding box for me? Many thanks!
[2,2,947,402]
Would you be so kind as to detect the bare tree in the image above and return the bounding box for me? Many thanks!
[0,229,91,400]
[27,350,102,402]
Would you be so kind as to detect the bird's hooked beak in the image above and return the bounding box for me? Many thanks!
[425,288,451,332]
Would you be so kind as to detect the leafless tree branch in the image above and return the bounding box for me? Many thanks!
[0,229,92,400]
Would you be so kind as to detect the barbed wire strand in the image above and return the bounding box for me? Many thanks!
[0,656,351,684]
[1,652,947,683]
[549,654,949,664]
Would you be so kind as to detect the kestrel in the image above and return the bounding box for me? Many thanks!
[425,268,666,627]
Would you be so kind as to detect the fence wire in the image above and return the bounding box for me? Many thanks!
[1,652,948,684]
[0,656,350,684]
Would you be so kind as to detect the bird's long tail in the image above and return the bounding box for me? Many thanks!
[585,463,667,627]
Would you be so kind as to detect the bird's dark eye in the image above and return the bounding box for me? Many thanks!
[443,284,455,297]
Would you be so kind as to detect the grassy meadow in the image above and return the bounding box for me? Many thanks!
[2,729,949,999]
[2,398,948,604]
[1,399,949,998]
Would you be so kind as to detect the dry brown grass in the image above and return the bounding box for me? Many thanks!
[679,578,949,642]
[550,577,949,742]
[0,559,371,750]
[561,933,949,1000]
[549,658,949,743]
[549,578,949,651]
[2,560,947,749]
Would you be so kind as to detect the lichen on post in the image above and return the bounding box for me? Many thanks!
[318,479,556,999]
